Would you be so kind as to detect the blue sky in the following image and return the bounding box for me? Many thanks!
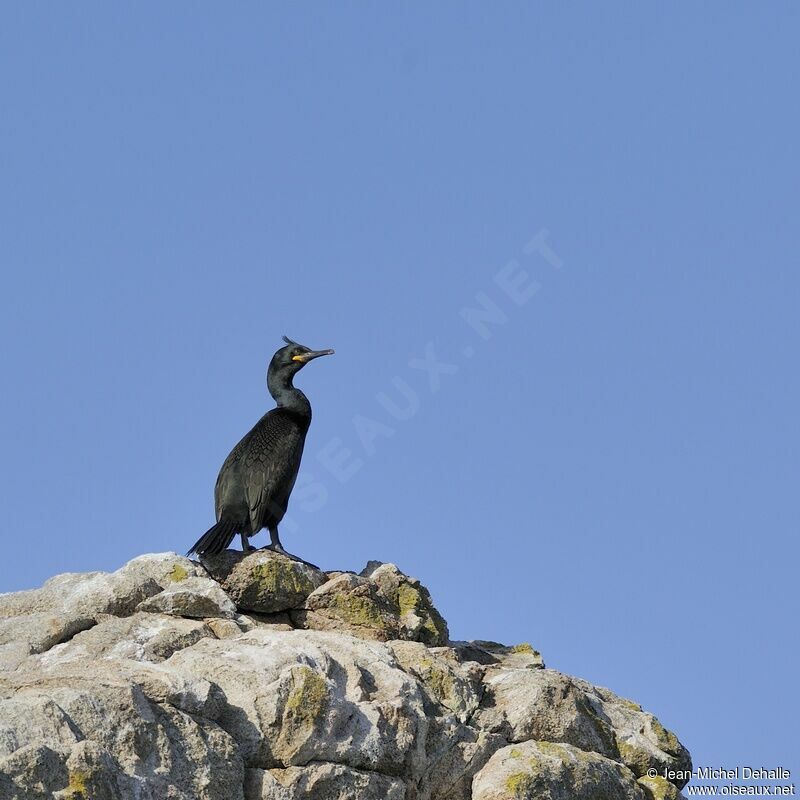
[1,3,797,787]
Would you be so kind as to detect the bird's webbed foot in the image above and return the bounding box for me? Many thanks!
[240,533,256,552]
[259,543,320,571]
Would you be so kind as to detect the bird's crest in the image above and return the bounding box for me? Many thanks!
[282,335,299,346]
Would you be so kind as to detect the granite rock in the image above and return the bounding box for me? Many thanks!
[0,552,690,799]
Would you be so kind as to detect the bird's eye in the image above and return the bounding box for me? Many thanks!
[290,348,310,362]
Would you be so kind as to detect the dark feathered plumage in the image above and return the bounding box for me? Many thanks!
[187,337,333,564]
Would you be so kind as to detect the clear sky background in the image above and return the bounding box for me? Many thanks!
[1,3,797,788]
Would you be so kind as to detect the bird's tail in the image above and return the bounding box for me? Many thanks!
[187,520,238,557]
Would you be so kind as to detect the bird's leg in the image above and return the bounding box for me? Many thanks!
[260,527,320,570]
[266,525,287,553]
[240,532,255,552]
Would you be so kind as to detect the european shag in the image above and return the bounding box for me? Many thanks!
[187,336,333,563]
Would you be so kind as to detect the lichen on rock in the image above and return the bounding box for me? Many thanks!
[168,564,189,582]
[473,740,649,800]
[200,550,326,614]
[388,640,482,722]
[284,665,329,726]
[0,551,691,800]
[290,572,401,640]
[366,562,450,646]
[638,774,684,800]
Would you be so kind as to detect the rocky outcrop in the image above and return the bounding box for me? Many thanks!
[0,552,691,799]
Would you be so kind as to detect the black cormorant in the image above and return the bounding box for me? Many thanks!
[187,336,333,563]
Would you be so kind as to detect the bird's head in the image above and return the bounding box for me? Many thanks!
[269,336,335,379]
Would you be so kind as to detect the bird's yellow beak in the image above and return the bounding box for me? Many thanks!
[292,349,335,363]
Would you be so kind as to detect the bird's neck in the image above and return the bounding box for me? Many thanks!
[268,372,312,418]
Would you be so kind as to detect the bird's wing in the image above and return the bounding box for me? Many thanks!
[242,410,306,530]
[213,432,251,522]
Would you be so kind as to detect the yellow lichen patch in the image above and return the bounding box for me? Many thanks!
[616,739,638,764]
[253,561,314,597]
[64,770,89,799]
[510,642,537,655]
[418,659,454,703]
[397,582,420,617]
[620,698,643,712]
[638,775,681,800]
[505,771,536,797]
[509,747,523,758]
[397,582,448,644]
[581,699,617,753]
[616,738,656,777]
[649,717,680,753]
[530,740,599,765]
[534,741,565,757]
[285,666,328,727]
[168,564,188,582]
[330,592,388,630]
